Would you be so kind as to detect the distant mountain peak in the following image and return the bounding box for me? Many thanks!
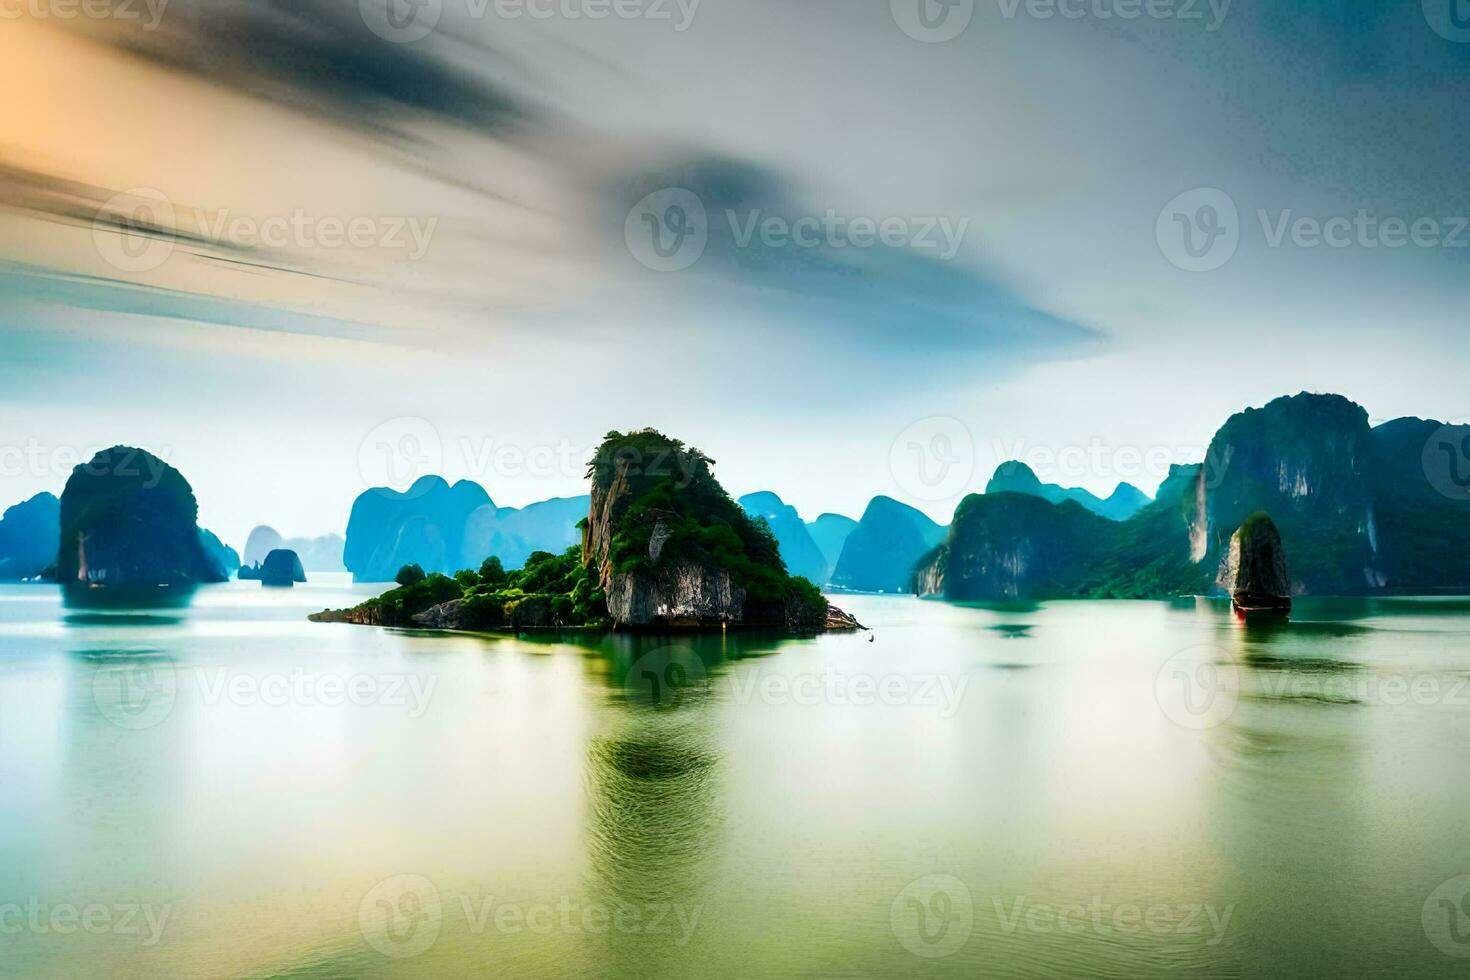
[986,462,1150,522]
[1107,483,1149,505]
[737,491,826,585]
[738,490,788,511]
[829,496,946,593]
[989,460,1043,489]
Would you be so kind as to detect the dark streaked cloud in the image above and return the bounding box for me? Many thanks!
[593,153,1099,360]
[80,0,534,136]
[0,263,400,346]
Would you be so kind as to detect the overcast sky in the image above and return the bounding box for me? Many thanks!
[2,1,1468,547]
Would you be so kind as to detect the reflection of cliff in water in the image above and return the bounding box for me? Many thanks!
[1229,615,1368,705]
[61,583,197,612]
[60,646,186,894]
[582,632,737,963]
[1197,612,1375,975]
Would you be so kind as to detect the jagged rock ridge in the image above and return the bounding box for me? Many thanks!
[986,461,1151,521]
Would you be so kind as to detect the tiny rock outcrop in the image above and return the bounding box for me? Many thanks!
[259,549,307,587]
[309,605,385,626]
[411,598,464,629]
[1218,512,1292,618]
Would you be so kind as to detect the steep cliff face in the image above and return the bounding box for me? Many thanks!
[1196,393,1380,593]
[604,561,745,625]
[57,447,226,587]
[198,529,241,580]
[828,496,946,593]
[583,430,851,631]
[911,544,946,596]
[0,492,60,580]
[1362,417,1470,591]
[922,393,1470,602]
[918,493,1110,601]
[918,460,1209,601]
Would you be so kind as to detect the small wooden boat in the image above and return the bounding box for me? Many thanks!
[1232,593,1290,623]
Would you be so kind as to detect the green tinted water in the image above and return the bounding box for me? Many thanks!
[2,579,1469,977]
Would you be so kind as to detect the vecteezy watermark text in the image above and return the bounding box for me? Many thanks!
[0,899,171,946]
[890,0,1230,43]
[358,874,701,960]
[0,441,174,485]
[624,188,971,272]
[1158,187,1470,272]
[725,210,969,260]
[356,416,593,495]
[724,667,971,718]
[991,436,1220,488]
[992,895,1234,945]
[624,646,970,716]
[889,875,1234,960]
[0,0,169,29]
[359,0,699,43]
[92,663,439,729]
[92,188,438,273]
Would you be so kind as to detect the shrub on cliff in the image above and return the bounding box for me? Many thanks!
[341,545,609,630]
[360,572,461,626]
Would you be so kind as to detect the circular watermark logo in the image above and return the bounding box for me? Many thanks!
[92,661,178,729]
[359,874,443,959]
[1423,875,1470,958]
[891,873,973,958]
[891,0,975,43]
[1156,187,1239,272]
[624,188,708,272]
[93,187,176,273]
[360,0,442,42]
[1424,0,1470,43]
[1421,424,1470,501]
[625,645,709,707]
[889,416,975,502]
[1154,645,1239,730]
[358,416,444,498]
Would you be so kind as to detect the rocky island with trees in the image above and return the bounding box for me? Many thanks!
[312,429,864,634]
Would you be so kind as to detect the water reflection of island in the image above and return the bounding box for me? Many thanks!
[578,633,747,966]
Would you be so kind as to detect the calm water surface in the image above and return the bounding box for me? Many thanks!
[2,578,1469,977]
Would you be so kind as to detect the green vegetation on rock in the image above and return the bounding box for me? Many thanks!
[324,546,608,630]
[458,547,609,630]
[588,430,827,627]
